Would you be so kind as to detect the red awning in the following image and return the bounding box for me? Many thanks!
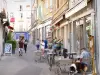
[7,26,14,30]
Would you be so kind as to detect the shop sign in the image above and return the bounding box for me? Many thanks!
[10,18,15,22]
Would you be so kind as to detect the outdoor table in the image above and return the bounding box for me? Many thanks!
[67,52,77,59]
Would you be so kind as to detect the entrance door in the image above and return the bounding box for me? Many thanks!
[76,25,84,53]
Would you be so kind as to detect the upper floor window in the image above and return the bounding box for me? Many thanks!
[20,5,23,11]
[57,0,59,8]
[50,0,53,7]
[45,0,49,8]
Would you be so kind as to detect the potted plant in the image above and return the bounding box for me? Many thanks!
[6,31,17,54]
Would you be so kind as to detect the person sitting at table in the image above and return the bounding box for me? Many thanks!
[74,48,91,74]
[79,48,91,67]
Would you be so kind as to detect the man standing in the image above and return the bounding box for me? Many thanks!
[24,39,28,53]
[36,39,40,50]
[44,39,48,49]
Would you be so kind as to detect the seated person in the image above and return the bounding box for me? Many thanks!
[80,48,91,66]
[70,48,91,74]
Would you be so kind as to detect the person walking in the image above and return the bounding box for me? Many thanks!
[44,39,48,49]
[36,39,40,50]
[24,39,28,53]
[41,40,45,56]
[19,37,24,56]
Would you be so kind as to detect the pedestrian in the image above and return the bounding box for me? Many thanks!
[44,38,48,49]
[41,40,45,56]
[36,39,40,50]
[19,37,24,56]
[24,39,28,53]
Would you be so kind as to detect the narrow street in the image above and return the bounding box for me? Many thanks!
[0,43,54,75]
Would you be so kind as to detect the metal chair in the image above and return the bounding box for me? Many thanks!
[55,56,72,75]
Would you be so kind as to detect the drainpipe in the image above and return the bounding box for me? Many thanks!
[94,0,99,74]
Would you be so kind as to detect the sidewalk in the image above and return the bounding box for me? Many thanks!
[0,43,54,75]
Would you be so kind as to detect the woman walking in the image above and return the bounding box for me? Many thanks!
[19,37,24,56]
[41,40,45,56]
[24,39,28,53]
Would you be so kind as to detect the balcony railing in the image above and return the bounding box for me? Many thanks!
[52,1,69,21]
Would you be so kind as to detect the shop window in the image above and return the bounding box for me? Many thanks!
[76,24,84,53]
[45,0,49,8]
[20,5,23,11]
[50,0,53,7]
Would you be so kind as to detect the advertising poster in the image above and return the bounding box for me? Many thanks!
[4,43,12,55]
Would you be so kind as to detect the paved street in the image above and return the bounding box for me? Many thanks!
[0,43,54,75]
[0,43,92,75]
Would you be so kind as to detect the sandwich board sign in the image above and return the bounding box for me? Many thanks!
[4,43,12,55]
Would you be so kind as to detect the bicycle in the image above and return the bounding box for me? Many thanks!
[47,51,55,71]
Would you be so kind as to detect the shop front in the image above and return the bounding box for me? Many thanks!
[73,14,93,54]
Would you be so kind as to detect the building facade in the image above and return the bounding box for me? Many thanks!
[52,0,96,74]
[52,0,94,54]
[0,0,8,56]
[30,0,53,44]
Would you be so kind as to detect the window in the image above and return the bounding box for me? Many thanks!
[50,0,52,7]
[57,0,59,8]
[20,5,23,11]
[45,0,48,8]
[21,13,23,18]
